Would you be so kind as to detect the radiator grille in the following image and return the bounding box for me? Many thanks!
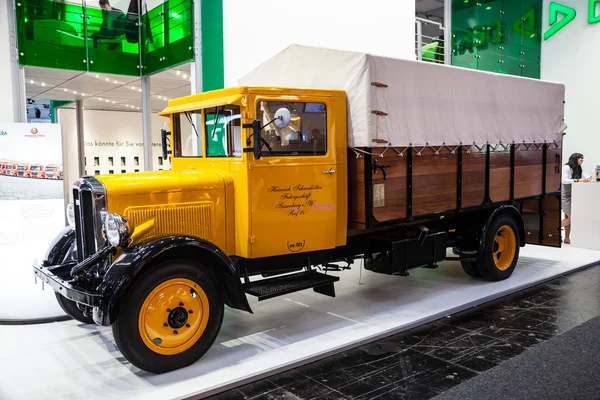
[72,177,107,261]
[125,203,214,242]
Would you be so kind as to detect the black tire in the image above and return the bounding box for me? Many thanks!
[460,260,480,278]
[112,260,224,373]
[54,292,95,324]
[475,214,521,281]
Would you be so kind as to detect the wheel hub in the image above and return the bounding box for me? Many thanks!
[138,278,211,356]
[168,307,189,329]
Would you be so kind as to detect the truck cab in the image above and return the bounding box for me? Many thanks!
[44,164,61,179]
[31,164,45,178]
[0,162,5,174]
[17,163,31,178]
[5,162,18,176]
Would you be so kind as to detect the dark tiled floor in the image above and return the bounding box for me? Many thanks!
[206,264,600,400]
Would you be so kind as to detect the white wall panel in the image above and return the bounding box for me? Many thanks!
[542,0,600,174]
[222,0,416,87]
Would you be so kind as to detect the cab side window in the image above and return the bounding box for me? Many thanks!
[256,101,327,156]
[173,110,202,157]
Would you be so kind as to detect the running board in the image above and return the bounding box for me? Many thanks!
[243,270,340,301]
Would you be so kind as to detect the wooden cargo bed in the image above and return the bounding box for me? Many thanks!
[347,142,563,247]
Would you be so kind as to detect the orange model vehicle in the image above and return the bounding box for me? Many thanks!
[44,164,61,179]
[17,163,31,178]
[5,162,18,176]
[30,164,45,178]
[0,162,6,174]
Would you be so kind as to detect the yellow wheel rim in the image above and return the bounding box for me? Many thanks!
[138,278,210,356]
[493,225,517,271]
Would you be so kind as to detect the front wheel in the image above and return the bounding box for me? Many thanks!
[475,214,521,281]
[112,260,224,373]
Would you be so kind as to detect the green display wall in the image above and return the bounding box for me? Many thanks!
[451,0,542,79]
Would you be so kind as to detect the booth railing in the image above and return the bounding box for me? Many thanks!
[14,0,194,77]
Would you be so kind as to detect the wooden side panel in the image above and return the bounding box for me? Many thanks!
[372,152,408,223]
[347,149,366,229]
[490,150,511,203]
[514,145,543,199]
[521,199,540,245]
[413,148,457,216]
[542,195,561,247]
[546,141,562,194]
[462,149,485,208]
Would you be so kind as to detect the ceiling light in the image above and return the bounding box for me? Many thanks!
[114,80,118,84]
[112,101,116,104]
[81,93,86,96]
[137,107,140,110]
[182,74,187,79]
[41,82,46,87]
[73,91,77,94]
[29,80,34,84]
[138,88,142,92]
[176,71,181,75]
[96,74,100,78]
[106,99,110,103]
[63,88,68,92]
[105,78,109,81]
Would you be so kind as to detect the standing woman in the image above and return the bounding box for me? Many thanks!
[562,153,591,243]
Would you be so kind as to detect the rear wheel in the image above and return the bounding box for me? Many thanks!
[475,214,520,281]
[54,292,95,324]
[112,260,224,373]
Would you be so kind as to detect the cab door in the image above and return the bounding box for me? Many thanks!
[248,97,340,258]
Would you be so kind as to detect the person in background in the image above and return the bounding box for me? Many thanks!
[91,0,126,49]
[562,152,591,244]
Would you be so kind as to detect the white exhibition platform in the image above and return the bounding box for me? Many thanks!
[1,241,599,400]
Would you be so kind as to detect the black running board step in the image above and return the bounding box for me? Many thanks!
[243,270,340,301]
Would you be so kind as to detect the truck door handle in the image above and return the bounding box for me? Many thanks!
[323,168,336,175]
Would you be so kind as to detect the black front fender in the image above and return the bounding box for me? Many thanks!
[94,235,252,326]
[43,226,76,266]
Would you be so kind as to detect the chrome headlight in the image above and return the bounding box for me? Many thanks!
[66,203,75,227]
[103,213,132,247]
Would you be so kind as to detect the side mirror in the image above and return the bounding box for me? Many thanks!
[251,120,262,160]
[274,108,291,128]
[160,129,171,161]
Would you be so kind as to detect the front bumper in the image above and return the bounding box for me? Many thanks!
[32,260,103,307]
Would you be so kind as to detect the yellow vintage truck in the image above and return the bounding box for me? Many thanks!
[33,46,566,373]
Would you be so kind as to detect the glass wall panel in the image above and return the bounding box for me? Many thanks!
[15,0,194,77]
[451,0,542,79]
[142,0,194,76]
[85,3,141,76]
[15,0,88,71]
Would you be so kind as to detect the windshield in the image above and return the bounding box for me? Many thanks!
[45,167,56,171]
[6,165,13,170]
[31,166,41,171]
[205,105,242,157]
[18,166,26,171]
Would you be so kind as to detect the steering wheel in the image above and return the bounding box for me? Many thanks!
[261,137,274,155]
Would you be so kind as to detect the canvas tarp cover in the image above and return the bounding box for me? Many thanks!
[239,45,566,148]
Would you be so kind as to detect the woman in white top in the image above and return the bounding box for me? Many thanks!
[562,152,591,243]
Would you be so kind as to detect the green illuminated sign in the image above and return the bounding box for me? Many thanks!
[544,1,600,40]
